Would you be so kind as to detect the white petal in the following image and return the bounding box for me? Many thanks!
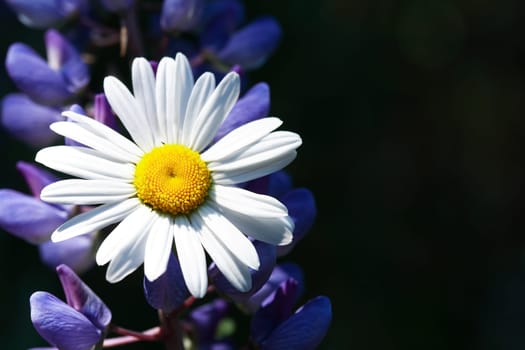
[209,185,287,218]
[51,198,141,242]
[166,53,193,144]
[173,215,208,298]
[220,206,294,246]
[187,72,240,152]
[96,205,153,265]
[197,204,259,270]
[132,58,159,146]
[104,76,155,151]
[192,212,252,292]
[201,117,283,162]
[105,226,149,283]
[61,111,143,162]
[41,179,135,205]
[154,57,172,143]
[36,146,135,180]
[181,72,215,145]
[144,214,173,281]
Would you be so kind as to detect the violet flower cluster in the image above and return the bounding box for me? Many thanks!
[1,1,331,349]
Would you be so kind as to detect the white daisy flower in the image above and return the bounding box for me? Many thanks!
[35,53,301,298]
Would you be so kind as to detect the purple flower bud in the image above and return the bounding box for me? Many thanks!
[242,263,304,313]
[16,161,60,198]
[6,30,89,106]
[189,299,229,342]
[277,188,317,256]
[251,278,299,343]
[260,296,332,350]
[100,0,134,13]
[215,82,270,141]
[0,189,69,244]
[217,17,282,70]
[161,0,205,32]
[200,0,245,51]
[94,94,118,130]
[210,241,276,302]
[39,234,95,273]
[30,265,111,350]
[56,264,112,330]
[144,254,190,313]
[1,94,62,147]
[5,0,84,29]
[30,292,103,350]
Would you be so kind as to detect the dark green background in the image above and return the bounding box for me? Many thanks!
[3,0,525,349]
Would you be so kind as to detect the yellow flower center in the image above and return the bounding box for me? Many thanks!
[134,144,211,216]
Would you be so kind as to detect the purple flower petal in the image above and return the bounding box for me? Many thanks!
[243,171,293,198]
[56,264,112,330]
[39,235,95,273]
[0,189,68,244]
[217,17,282,70]
[277,188,317,256]
[5,0,82,29]
[100,0,135,13]
[214,82,270,141]
[243,263,304,313]
[210,241,276,300]
[189,299,229,342]
[30,291,103,350]
[260,296,332,350]
[16,161,60,198]
[144,254,190,313]
[200,0,245,51]
[5,44,73,105]
[251,278,298,343]
[161,0,205,32]
[1,94,62,147]
[94,94,118,130]
[45,29,89,98]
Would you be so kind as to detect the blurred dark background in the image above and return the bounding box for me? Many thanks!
[3,0,525,349]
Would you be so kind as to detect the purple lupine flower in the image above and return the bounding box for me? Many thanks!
[216,16,282,70]
[189,298,235,349]
[161,0,205,32]
[0,162,94,272]
[30,264,111,350]
[200,0,245,52]
[93,93,119,131]
[251,277,332,350]
[1,94,62,147]
[99,0,135,13]
[5,29,89,106]
[5,0,85,29]
[144,254,191,313]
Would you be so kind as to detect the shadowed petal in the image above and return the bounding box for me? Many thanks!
[39,235,95,274]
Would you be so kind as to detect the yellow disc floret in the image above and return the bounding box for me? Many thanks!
[134,144,211,216]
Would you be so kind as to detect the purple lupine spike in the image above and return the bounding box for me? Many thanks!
[210,241,276,301]
[277,188,317,256]
[30,292,103,350]
[189,298,230,342]
[200,0,245,52]
[214,82,270,141]
[242,263,304,313]
[5,0,84,29]
[56,264,112,330]
[100,0,135,13]
[144,254,191,313]
[0,189,69,244]
[161,0,205,32]
[251,278,299,343]
[16,161,60,198]
[1,94,62,147]
[39,235,95,273]
[5,30,88,106]
[217,16,282,70]
[93,94,119,130]
[259,296,332,350]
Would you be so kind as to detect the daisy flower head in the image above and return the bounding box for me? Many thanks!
[35,53,302,298]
